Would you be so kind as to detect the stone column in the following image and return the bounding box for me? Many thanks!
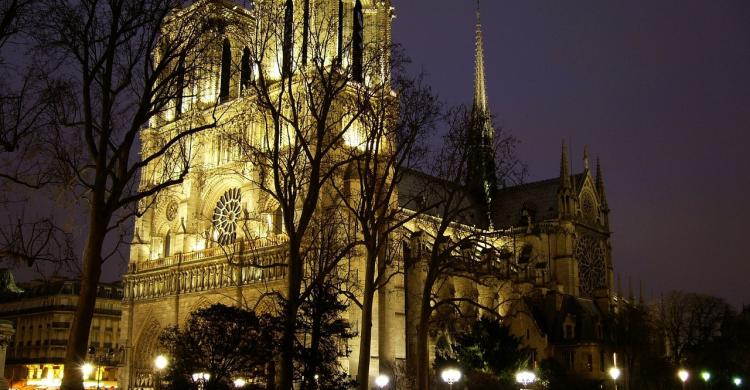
[0,320,16,390]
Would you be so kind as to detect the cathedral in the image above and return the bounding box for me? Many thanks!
[119,0,621,389]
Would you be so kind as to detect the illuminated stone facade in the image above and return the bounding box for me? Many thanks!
[120,0,620,389]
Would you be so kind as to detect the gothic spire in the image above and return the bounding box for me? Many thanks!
[595,157,608,208]
[473,0,489,119]
[466,0,497,213]
[583,145,589,171]
[559,140,571,191]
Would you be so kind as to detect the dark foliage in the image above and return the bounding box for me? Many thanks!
[294,282,357,390]
[434,317,529,389]
[159,304,279,390]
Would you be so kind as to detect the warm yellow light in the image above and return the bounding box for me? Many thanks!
[609,367,621,380]
[154,354,169,370]
[81,363,94,379]
[678,369,690,383]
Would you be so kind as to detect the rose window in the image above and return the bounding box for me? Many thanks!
[212,188,242,245]
[575,236,606,297]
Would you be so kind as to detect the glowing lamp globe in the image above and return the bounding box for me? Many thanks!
[735,377,743,386]
[440,368,462,385]
[515,370,537,386]
[233,378,246,388]
[81,363,94,379]
[609,367,621,381]
[375,374,390,388]
[701,371,711,382]
[678,369,690,383]
[154,355,168,370]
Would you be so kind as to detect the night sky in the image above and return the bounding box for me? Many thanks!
[392,0,750,307]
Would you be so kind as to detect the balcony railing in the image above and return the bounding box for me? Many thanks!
[129,235,289,273]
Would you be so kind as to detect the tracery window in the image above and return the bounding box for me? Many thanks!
[575,235,607,297]
[212,188,242,245]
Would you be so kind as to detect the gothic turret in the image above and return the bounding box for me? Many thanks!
[466,0,497,209]
[558,140,573,218]
[596,157,610,226]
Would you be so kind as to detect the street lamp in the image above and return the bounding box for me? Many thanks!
[81,363,94,379]
[515,370,536,390]
[233,378,246,388]
[154,355,168,390]
[192,372,211,390]
[735,377,743,387]
[440,368,462,389]
[375,374,390,389]
[678,369,689,390]
[609,367,621,390]
[702,371,711,382]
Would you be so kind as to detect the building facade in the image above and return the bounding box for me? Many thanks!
[120,0,622,389]
[0,271,124,389]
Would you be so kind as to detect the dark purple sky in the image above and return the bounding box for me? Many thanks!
[392,0,750,307]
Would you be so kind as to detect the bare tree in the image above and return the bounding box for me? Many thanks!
[653,291,731,365]
[225,1,394,387]
[29,0,230,386]
[403,107,523,389]
[327,53,442,387]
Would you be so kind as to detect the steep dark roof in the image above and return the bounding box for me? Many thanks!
[526,292,607,344]
[491,173,585,228]
[397,168,488,228]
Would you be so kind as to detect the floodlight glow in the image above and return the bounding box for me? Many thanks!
[702,371,711,382]
[233,378,246,388]
[440,368,462,385]
[81,363,94,379]
[375,374,390,388]
[735,377,743,386]
[678,369,690,383]
[515,370,537,386]
[609,367,621,381]
[154,355,168,370]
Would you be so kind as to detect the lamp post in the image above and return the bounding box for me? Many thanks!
[515,370,536,390]
[375,374,390,389]
[678,369,689,390]
[153,355,168,390]
[440,368,462,389]
[608,367,621,390]
[192,372,211,390]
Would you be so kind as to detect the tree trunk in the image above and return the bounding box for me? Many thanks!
[356,251,376,390]
[415,284,433,390]
[61,211,107,390]
[278,239,303,390]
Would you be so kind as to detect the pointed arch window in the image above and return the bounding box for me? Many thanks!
[220,38,231,101]
[352,0,364,82]
[240,47,252,92]
[163,230,171,257]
